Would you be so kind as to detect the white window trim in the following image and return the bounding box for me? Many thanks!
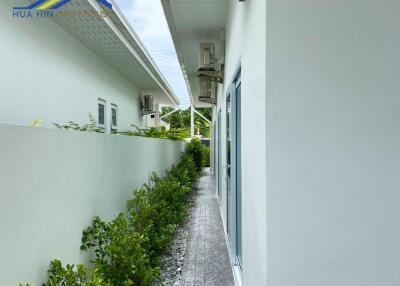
[98,98,106,129]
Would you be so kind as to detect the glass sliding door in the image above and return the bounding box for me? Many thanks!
[226,95,232,237]
[227,69,242,269]
[213,124,216,179]
[217,110,222,200]
[235,79,242,267]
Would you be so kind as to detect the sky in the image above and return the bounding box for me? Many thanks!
[113,0,190,108]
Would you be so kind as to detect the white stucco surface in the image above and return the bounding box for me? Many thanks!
[266,1,400,285]
[0,124,184,285]
[0,0,145,133]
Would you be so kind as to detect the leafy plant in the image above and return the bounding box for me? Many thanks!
[169,154,198,188]
[43,260,88,286]
[78,148,201,285]
[23,142,204,286]
[53,114,103,133]
[81,215,157,286]
[53,114,190,141]
[186,139,210,171]
[118,125,189,141]
[41,260,111,286]
[31,119,42,127]
[128,174,190,264]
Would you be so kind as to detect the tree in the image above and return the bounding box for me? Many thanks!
[161,107,212,138]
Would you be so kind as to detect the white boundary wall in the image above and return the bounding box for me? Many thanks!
[0,124,184,285]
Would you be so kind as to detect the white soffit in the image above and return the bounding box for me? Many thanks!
[162,0,228,108]
[52,0,179,106]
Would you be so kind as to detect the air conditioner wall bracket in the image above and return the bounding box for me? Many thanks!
[198,70,224,83]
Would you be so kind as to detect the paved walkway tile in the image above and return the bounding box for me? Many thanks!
[181,168,235,286]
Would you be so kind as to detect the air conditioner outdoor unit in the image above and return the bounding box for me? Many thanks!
[198,78,217,105]
[142,95,155,115]
[197,42,224,83]
[199,43,216,71]
[198,96,217,105]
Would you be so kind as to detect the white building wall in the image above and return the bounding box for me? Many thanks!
[0,0,144,132]
[266,1,400,285]
[215,1,267,285]
[0,124,184,285]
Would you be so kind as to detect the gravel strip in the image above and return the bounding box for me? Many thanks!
[156,193,196,286]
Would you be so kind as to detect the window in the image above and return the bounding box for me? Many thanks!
[111,104,118,130]
[98,99,106,128]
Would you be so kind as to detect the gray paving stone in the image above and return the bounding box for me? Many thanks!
[181,168,235,286]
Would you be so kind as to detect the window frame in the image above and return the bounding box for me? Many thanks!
[98,98,106,129]
[110,103,118,130]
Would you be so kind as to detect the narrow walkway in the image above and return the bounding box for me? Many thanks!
[181,168,235,286]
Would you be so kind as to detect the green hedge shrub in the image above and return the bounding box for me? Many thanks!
[186,139,210,171]
[128,174,188,265]
[20,140,205,286]
[80,214,157,286]
[119,126,190,141]
[42,260,111,286]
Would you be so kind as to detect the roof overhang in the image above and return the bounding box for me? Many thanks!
[52,0,180,106]
[161,0,228,108]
